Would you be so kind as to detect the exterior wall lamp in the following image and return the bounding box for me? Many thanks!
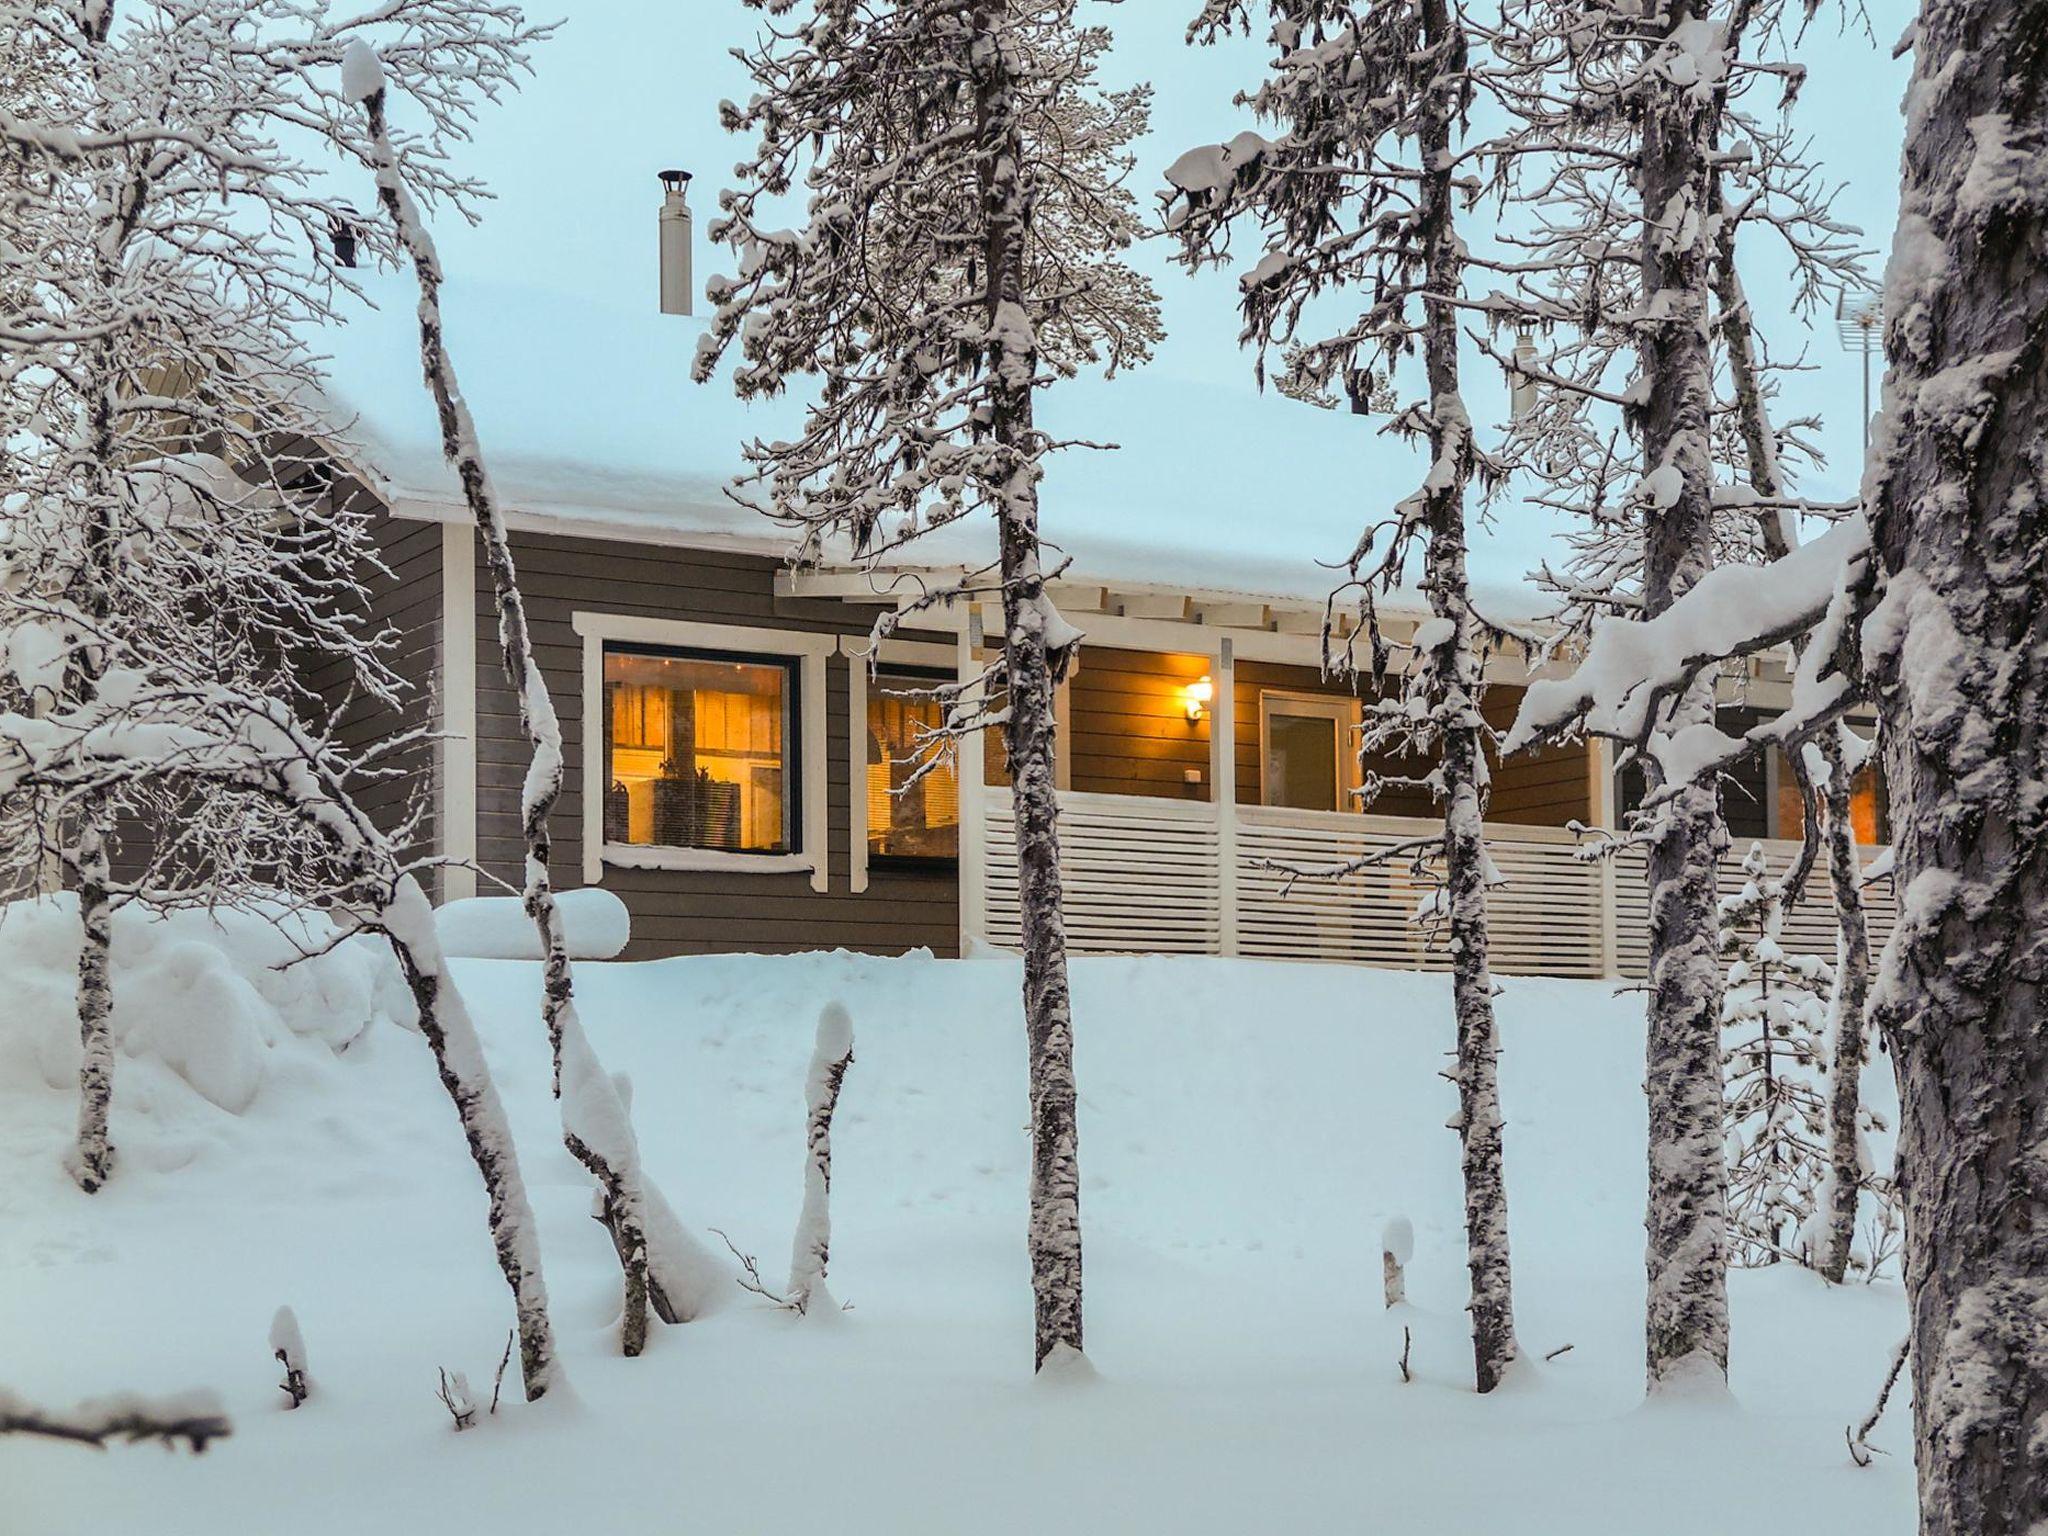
[1185,675,1214,722]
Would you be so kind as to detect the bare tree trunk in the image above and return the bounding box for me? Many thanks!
[1867,3,2048,1528]
[68,807,115,1192]
[1816,735,1871,1284]
[360,79,661,1355]
[381,877,556,1400]
[1414,0,1517,1396]
[1634,18,1731,1388]
[972,1,1084,1373]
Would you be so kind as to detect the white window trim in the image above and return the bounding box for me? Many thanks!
[1257,688,1363,813]
[842,635,955,895]
[573,612,832,892]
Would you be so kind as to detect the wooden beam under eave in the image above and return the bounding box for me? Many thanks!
[1114,591,1191,621]
[1194,600,1269,629]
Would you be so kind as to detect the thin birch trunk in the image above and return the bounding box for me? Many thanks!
[380,877,556,1400]
[359,78,660,1355]
[972,0,1084,1372]
[1635,16,1731,1387]
[1415,0,1516,1396]
[68,807,115,1192]
[1866,3,2048,1527]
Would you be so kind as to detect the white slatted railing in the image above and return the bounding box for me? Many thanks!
[982,790,1219,954]
[980,788,1895,981]
[1612,842,1898,980]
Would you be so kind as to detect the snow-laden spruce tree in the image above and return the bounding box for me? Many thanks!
[344,39,722,1358]
[1163,0,1520,1394]
[1863,2,2048,1528]
[0,0,545,1192]
[1717,843,1831,1267]
[698,0,1160,1373]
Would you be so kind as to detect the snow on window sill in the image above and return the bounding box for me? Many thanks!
[599,843,814,877]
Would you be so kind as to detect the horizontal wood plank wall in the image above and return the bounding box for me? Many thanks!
[1067,646,1212,802]
[470,529,957,961]
[316,498,440,854]
[1482,690,1593,828]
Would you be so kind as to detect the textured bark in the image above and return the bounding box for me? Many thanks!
[362,83,657,1356]
[68,808,115,1193]
[1866,3,2048,1529]
[382,879,556,1401]
[1816,736,1872,1285]
[1634,10,1731,1388]
[1415,0,1517,1397]
[972,1,1084,1373]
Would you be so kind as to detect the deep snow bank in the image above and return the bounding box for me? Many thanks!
[0,896,407,1129]
[0,945,1914,1536]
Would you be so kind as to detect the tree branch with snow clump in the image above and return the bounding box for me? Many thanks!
[0,1388,230,1452]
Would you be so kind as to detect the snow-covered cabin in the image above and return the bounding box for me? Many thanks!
[300,204,1892,971]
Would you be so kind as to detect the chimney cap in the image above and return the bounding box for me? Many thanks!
[659,168,693,192]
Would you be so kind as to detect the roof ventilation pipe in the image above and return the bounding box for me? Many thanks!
[659,169,693,316]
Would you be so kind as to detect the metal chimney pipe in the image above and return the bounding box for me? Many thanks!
[1509,331,1539,422]
[659,169,693,317]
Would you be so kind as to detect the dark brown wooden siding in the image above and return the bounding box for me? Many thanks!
[1229,659,1590,826]
[1067,646,1214,801]
[466,528,958,961]
[310,498,440,860]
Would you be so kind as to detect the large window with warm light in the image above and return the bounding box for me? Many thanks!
[866,668,959,862]
[601,645,797,855]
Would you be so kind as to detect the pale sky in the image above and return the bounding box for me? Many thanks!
[404,2,1912,568]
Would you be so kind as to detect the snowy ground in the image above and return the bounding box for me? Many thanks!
[0,913,1916,1535]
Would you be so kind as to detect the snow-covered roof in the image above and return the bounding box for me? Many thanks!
[301,2,1902,631]
[312,273,1564,624]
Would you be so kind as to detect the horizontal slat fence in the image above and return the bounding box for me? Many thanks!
[981,789,1894,981]
[1612,841,1898,980]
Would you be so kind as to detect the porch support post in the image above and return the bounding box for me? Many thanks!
[1589,736,1619,977]
[1214,636,1238,957]
[956,605,988,954]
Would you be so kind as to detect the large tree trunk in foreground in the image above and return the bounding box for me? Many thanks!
[1816,735,1873,1285]
[1414,0,1517,1396]
[1867,3,2048,1529]
[1633,21,1732,1390]
[973,0,1084,1373]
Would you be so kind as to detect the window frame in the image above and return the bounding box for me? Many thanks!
[863,661,962,873]
[1256,688,1362,813]
[573,613,833,890]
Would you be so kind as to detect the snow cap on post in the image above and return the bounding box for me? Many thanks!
[340,40,385,105]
